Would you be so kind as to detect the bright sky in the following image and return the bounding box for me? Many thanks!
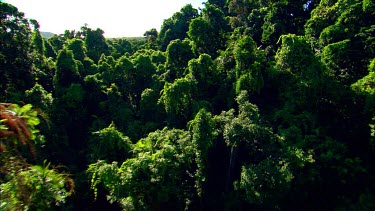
[4,0,206,37]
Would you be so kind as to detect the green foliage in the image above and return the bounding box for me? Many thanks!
[1,103,73,210]
[107,38,133,59]
[47,34,65,53]
[25,83,53,111]
[43,39,57,59]
[165,39,194,80]
[140,88,163,122]
[319,24,347,47]
[157,4,198,50]
[351,59,375,137]
[0,2,34,100]
[188,17,212,52]
[188,54,219,99]
[321,39,353,82]
[61,83,85,109]
[233,35,257,72]
[0,104,41,148]
[3,1,375,210]
[133,54,155,80]
[116,55,134,73]
[143,28,158,43]
[188,109,215,196]
[159,76,197,126]
[351,58,375,95]
[98,56,116,85]
[151,50,166,65]
[81,57,98,76]
[236,158,293,206]
[276,35,314,73]
[220,91,316,208]
[122,53,156,105]
[261,0,312,45]
[53,48,80,90]
[223,91,262,147]
[306,0,373,86]
[370,117,375,148]
[274,34,324,106]
[88,123,132,163]
[188,3,229,57]
[97,83,132,131]
[231,35,265,95]
[88,128,196,210]
[227,0,254,28]
[66,38,87,62]
[32,30,44,57]
[12,104,40,126]
[85,28,109,63]
[363,0,375,14]
[0,161,73,210]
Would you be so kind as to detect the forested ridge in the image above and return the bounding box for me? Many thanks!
[1,0,375,210]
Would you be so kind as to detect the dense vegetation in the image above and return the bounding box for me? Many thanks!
[1,0,374,209]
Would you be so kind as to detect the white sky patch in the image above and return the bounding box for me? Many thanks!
[4,0,206,37]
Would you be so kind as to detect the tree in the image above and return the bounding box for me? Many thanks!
[66,38,87,62]
[165,39,194,81]
[25,83,53,111]
[247,7,267,45]
[306,0,374,85]
[351,58,375,142]
[53,48,81,92]
[107,38,133,59]
[0,104,73,210]
[88,123,132,163]
[85,28,109,63]
[0,104,40,153]
[261,0,314,45]
[151,50,166,66]
[208,0,227,10]
[144,28,158,43]
[188,54,218,99]
[0,2,34,101]
[188,109,215,197]
[98,55,117,86]
[43,39,57,59]
[48,34,65,53]
[96,83,134,136]
[0,162,74,210]
[159,76,197,127]
[157,4,198,50]
[128,54,156,106]
[227,0,254,28]
[274,34,324,105]
[188,3,229,57]
[233,35,264,95]
[30,19,44,57]
[88,128,197,210]
[216,91,315,209]
[3,1,375,210]
[140,88,164,123]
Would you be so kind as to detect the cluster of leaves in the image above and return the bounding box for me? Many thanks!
[88,128,196,210]
[1,0,375,209]
[0,104,40,156]
[0,159,74,210]
[0,103,73,210]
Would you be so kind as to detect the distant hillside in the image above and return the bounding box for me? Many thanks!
[125,37,146,41]
[107,37,146,41]
[41,31,55,38]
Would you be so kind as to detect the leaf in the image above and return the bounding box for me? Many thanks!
[0,119,8,130]
[27,117,40,126]
[19,104,32,115]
